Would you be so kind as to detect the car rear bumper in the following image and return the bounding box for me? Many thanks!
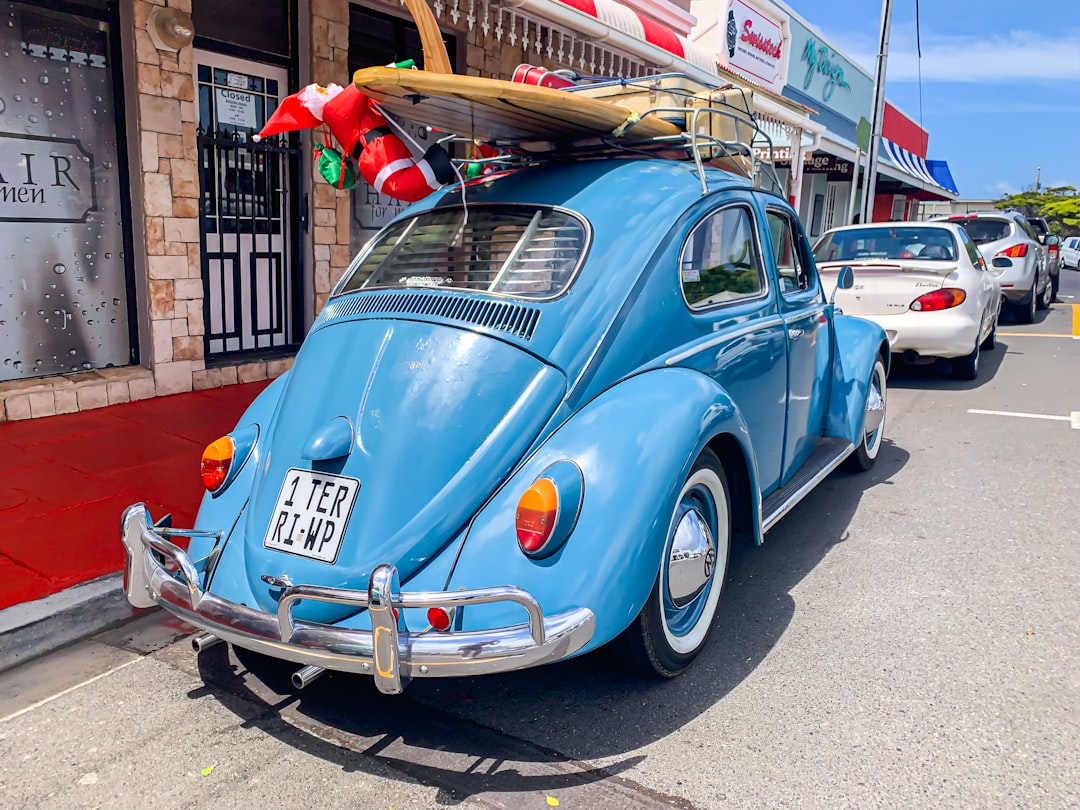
[852,309,983,359]
[121,504,595,694]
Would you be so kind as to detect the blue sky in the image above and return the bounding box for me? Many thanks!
[786,0,1080,200]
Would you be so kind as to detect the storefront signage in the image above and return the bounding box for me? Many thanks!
[718,0,789,93]
[0,134,96,222]
[785,19,872,125]
[215,87,257,129]
[801,38,849,102]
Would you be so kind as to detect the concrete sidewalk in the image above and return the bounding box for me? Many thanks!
[0,380,271,666]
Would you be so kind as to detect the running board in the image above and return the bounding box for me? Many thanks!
[761,438,855,533]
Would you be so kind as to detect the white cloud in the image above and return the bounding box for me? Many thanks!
[845,28,1080,84]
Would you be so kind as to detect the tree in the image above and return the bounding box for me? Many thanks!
[995,186,1080,236]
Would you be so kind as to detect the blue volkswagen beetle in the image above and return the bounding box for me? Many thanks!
[121,156,887,694]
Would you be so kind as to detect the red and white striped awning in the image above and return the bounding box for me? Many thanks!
[511,0,719,77]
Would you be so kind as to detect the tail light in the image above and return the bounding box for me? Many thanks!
[201,437,234,492]
[514,462,585,558]
[516,477,559,554]
[995,243,1028,258]
[910,288,966,312]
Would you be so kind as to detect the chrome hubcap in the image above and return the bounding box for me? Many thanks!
[667,508,716,608]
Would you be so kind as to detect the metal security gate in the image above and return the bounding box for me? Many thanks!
[196,52,302,359]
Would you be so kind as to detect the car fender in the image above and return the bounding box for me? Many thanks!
[188,373,291,597]
[826,314,888,447]
[444,366,760,652]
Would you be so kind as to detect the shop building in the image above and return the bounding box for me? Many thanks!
[0,0,732,420]
[770,1,957,234]
[0,0,955,421]
[691,0,958,237]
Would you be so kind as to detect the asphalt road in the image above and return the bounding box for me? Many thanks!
[1,277,1077,810]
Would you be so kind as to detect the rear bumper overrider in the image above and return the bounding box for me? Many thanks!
[121,504,595,694]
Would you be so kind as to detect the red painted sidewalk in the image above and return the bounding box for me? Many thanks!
[0,380,271,612]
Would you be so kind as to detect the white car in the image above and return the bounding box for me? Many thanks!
[814,222,1002,380]
[1061,236,1080,270]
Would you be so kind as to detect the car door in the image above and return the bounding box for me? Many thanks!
[676,198,788,495]
[764,204,830,484]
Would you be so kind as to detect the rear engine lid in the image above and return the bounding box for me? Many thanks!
[235,317,566,619]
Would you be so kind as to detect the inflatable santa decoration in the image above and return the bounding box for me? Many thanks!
[257,82,455,204]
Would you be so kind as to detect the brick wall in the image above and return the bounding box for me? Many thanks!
[310,0,354,313]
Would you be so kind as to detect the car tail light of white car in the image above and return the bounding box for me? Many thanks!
[910,288,966,311]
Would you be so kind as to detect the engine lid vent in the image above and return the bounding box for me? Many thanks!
[317,291,541,341]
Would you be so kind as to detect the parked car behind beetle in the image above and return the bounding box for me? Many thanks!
[814,221,1001,380]
[1025,216,1060,300]
[1060,236,1080,270]
[933,211,1050,324]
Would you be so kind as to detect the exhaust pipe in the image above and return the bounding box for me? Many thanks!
[292,665,326,690]
[191,633,223,653]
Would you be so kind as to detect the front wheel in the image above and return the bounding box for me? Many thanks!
[844,357,887,471]
[615,449,730,677]
[1036,276,1052,310]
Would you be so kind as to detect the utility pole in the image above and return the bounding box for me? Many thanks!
[1035,165,1042,192]
[860,0,893,224]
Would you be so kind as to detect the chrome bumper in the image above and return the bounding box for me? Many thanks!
[120,504,595,694]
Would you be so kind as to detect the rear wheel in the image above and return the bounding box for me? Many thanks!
[980,317,996,351]
[953,340,980,381]
[1051,273,1060,302]
[615,449,730,677]
[1016,290,1036,324]
[844,357,887,471]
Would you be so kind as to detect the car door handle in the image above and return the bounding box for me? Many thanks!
[788,328,804,341]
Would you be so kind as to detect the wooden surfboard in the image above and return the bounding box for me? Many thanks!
[352,66,684,144]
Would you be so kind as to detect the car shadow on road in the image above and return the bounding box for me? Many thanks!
[886,339,1008,391]
[182,439,909,802]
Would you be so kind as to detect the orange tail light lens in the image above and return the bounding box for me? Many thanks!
[515,477,559,554]
[201,436,235,492]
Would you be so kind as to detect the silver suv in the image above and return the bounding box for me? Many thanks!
[933,211,1050,324]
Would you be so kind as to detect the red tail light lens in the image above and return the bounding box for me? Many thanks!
[200,437,235,492]
[910,288,967,312]
[515,477,559,554]
[995,243,1028,258]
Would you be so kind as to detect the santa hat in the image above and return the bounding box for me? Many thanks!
[257,83,344,140]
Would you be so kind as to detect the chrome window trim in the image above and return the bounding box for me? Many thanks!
[678,202,770,313]
[331,203,593,304]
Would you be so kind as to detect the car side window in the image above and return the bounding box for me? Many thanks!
[766,209,811,295]
[957,228,985,270]
[680,205,765,309]
[1018,218,1040,242]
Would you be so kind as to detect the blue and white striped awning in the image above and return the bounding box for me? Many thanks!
[880,138,949,191]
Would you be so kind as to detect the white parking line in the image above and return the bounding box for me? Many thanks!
[968,409,1080,429]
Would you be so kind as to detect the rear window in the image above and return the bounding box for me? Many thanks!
[949,217,1011,244]
[1027,218,1049,236]
[337,206,588,300]
[813,226,958,262]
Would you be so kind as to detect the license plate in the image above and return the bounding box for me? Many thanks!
[262,468,361,564]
